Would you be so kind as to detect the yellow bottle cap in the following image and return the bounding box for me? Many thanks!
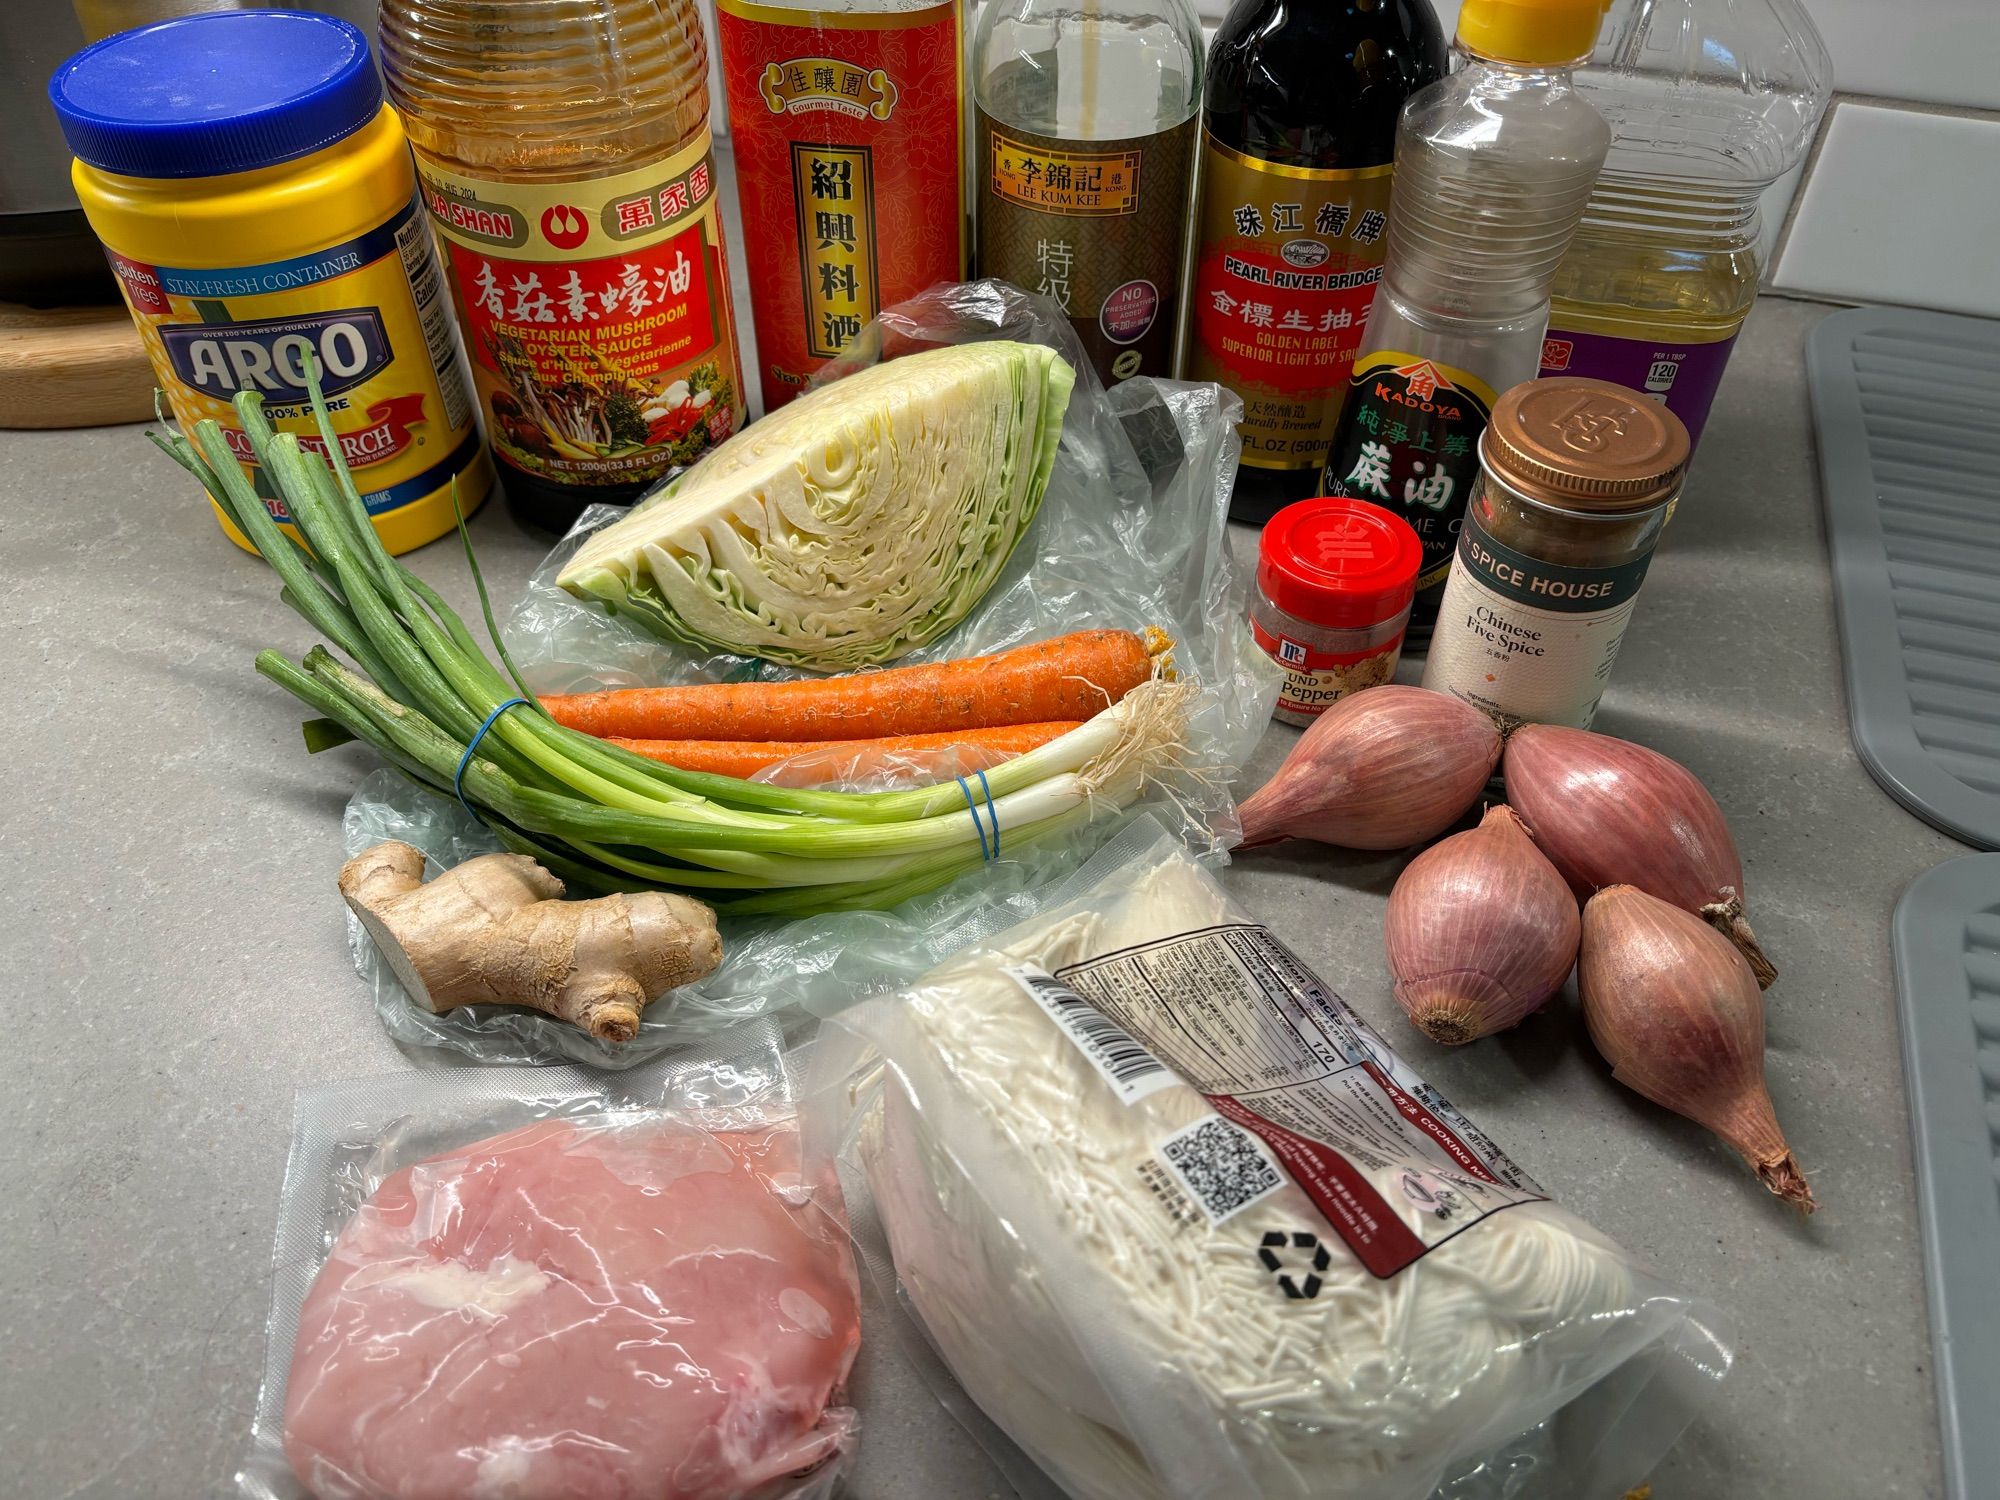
[1457,0,1609,65]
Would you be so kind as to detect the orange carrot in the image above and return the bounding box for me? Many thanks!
[542,628,1168,742]
[607,722,1085,779]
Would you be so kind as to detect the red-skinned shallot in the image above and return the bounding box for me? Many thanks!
[1237,686,1501,851]
[1384,805,1580,1045]
[1503,724,1777,988]
[1579,885,1814,1213]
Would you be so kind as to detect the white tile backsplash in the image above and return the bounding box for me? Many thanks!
[1772,101,2000,317]
[1795,0,2000,112]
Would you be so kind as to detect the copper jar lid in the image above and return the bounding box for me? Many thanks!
[1481,377,1691,511]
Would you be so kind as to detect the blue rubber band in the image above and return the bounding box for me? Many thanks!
[454,698,529,823]
[956,770,1000,862]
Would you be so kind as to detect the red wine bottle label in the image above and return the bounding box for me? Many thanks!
[1185,132,1392,473]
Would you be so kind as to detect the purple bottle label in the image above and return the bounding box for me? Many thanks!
[1538,325,1739,449]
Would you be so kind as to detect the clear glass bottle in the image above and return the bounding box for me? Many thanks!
[379,0,749,534]
[1186,0,1447,525]
[974,0,1205,389]
[1542,0,1832,453]
[1321,0,1610,638]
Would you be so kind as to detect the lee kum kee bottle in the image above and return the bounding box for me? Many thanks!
[973,0,1204,388]
[1184,0,1446,526]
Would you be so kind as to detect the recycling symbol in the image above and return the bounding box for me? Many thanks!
[1258,1230,1331,1300]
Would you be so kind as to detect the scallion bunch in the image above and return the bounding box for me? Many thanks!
[153,384,1192,916]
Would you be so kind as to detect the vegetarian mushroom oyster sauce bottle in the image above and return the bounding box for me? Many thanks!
[1322,0,1611,637]
[720,0,968,411]
[379,0,749,534]
[1421,376,1688,729]
[973,0,1203,389]
[1541,0,1830,454]
[49,10,490,558]
[1185,0,1447,525]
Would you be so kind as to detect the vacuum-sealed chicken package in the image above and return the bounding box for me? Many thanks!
[813,822,1732,1500]
[239,1021,858,1500]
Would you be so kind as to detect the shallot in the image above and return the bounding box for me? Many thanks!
[1578,885,1815,1213]
[1384,805,1580,1044]
[1237,686,1501,851]
[1503,723,1778,988]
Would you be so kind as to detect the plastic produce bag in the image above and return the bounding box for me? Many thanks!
[340,279,1278,1065]
[500,279,1273,808]
[810,820,1733,1500]
[343,775,1201,1067]
[237,1020,859,1500]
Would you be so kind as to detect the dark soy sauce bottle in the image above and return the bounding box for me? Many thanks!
[1184,0,1446,527]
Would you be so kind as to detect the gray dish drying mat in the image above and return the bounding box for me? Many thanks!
[1891,854,2000,1500]
[1809,305,2000,849]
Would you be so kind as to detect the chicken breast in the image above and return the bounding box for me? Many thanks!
[282,1116,859,1500]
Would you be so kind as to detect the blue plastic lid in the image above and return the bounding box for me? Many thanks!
[49,9,382,181]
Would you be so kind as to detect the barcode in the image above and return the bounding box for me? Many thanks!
[1004,964,1179,1105]
[1159,1116,1283,1224]
[396,207,473,432]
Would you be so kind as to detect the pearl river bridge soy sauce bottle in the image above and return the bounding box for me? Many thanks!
[1184,0,1447,526]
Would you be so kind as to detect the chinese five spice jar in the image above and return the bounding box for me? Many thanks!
[1421,376,1690,728]
[49,10,491,557]
[1251,497,1423,726]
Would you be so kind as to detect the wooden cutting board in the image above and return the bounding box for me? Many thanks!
[0,301,157,429]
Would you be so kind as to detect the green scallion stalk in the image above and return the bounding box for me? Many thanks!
[169,368,1191,915]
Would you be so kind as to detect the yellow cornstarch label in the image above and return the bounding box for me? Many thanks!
[108,195,480,537]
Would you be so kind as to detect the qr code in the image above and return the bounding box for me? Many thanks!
[1158,1116,1283,1223]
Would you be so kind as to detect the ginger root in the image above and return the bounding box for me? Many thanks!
[339,841,722,1042]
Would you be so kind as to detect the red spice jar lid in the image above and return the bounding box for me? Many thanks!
[1257,498,1423,628]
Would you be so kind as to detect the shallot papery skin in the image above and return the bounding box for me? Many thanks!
[1579,886,1815,1213]
[1384,804,1580,1045]
[1237,686,1502,851]
[1503,723,1778,988]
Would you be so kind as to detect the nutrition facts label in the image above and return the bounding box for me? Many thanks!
[1056,922,1546,1275]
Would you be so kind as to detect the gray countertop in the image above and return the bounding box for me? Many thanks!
[0,293,1955,1500]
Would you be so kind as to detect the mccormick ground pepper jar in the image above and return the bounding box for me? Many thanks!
[1250,497,1422,726]
[1421,377,1688,728]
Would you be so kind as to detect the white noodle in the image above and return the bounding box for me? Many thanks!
[854,849,1662,1500]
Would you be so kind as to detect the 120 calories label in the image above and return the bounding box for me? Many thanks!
[1184,137,1392,473]
[417,134,745,489]
[718,0,965,411]
[1044,922,1548,1278]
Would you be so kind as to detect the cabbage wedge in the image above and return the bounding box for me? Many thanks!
[557,341,1076,670]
